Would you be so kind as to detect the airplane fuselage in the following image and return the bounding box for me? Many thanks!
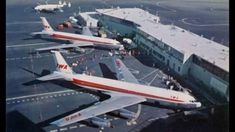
[48,31,123,50]
[35,4,64,11]
[59,72,201,109]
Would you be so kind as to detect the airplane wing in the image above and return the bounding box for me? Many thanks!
[35,43,93,52]
[112,56,139,84]
[51,92,146,127]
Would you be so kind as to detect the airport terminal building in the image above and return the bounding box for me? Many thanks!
[94,8,229,101]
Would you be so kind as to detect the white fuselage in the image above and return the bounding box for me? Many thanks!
[61,72,201,109]
[35,4,64,11]
[48,31,123,50]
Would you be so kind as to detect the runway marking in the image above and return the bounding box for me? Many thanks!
[180,18,228,27]
[6,42,55,48]
[138,69,158,81]
[156,1,177,12]
[6,90,74,101]
[6,54,52,61]
[6,21,41,26]
[148,72,160,85]
[6,90,99,105]
[6,31,30,34]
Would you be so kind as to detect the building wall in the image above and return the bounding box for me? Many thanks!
[99,17,135,37]
[189,62,229,98]
[135,33,183,74]
[181,56,193,76]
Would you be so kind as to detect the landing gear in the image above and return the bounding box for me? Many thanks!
[126,104,142,126]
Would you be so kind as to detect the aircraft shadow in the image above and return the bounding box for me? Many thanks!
[99,63,117,80]
[7,110,45,132]
[133,54,161,68]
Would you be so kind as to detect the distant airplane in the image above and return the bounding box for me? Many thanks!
[31,17,124,51]
[37,51,201,127]
[34,0,71,13]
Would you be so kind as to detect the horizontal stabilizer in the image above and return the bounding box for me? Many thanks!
[37,72,63,81]
[30,31,52,36]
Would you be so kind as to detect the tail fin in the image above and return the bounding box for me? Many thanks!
[62,1,67,6]
[51,51,73,74]
[40,17,54,31]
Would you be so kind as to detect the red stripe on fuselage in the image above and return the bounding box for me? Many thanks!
[72,78,184,103]
[51,33,114,45]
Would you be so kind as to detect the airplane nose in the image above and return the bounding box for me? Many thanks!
[195,102,202,108]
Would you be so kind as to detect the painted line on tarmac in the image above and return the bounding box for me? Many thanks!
[6,54,51,61]
[6,42,56,48]
[180,18,228,27]
[138,69,158,81]
[6,90,74,101]
[6,90,99,105]
[6,21,41,26]
[49,124,80,132]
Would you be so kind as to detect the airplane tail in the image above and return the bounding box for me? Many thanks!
[36,51,73,81]
[62,1,67,6]
[51,51,73,74]
[40,17,54,31]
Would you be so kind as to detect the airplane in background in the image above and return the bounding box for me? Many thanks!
[34,1,71,13]
[36,51,201,128]
[31,17,124,52]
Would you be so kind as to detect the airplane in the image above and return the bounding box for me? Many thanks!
[31,17,124,52]
[34,1,71,13]
[36,51,202,127]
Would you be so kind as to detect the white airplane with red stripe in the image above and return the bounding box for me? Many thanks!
[31,17,124,51]
[37,51,201,127]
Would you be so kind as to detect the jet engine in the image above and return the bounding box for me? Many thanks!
[117,109,137,119]
[90,117,112,128]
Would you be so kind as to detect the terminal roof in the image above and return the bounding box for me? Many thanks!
[79,12,98,27]
[96,8,229,72]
